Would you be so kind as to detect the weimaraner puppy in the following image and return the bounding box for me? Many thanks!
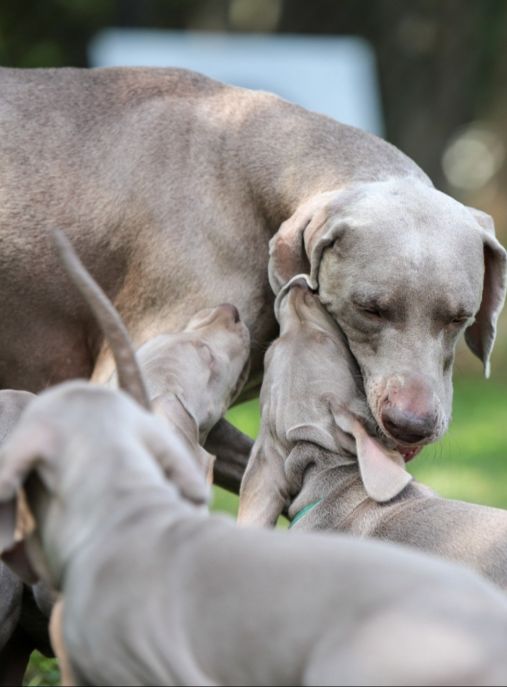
[4,384,507,686]
[238,276,411,526]
[26,228,249,623]
[0,229,251,685]
[0,390,57,687]
[1,67,505,473]
[107,304,250,447]
[238,277,507,590]
[51,228,251,481]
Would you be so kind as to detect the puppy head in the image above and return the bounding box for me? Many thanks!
[275,274,341,337]
[0,382,211,587]
[143,304,250,438]
[274,279,411,502]
[270,180,507,453]
[184,303,251,403]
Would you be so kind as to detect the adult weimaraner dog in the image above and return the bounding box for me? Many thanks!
[1,66,505,478]
[238,277,507,591]
[4,384,507,685]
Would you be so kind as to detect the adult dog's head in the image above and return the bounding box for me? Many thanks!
[269,178,506,457]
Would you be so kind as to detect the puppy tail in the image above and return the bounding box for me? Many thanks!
[52,229,151,411]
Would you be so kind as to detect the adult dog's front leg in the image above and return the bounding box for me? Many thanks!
[206,419,253,494]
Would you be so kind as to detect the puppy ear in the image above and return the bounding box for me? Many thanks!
[229,357,251,407]
[0,392,36,552]
[0,488,39,584]
[465,208,507,378]
[287,422,351,455]
[152,393,199,444]
[286,391,357,459]
[331,409,412,503]
[143,414,210,507]
[273,274,313,325]
[1,540,39,585]
[0,425,55,552]
[197,447,216,485]
[152,394,215,485]
[0,499,17,555]
[268,189,356,293]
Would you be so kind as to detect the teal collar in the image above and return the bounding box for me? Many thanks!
[289,499,323,529]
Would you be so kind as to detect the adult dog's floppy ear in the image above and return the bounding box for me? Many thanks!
[268,188,359,293]
[331,408,412,503]
[464,208,507,378]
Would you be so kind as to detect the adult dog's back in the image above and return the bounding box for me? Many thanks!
[0,66,422,393]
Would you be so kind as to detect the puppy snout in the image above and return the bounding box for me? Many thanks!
[217,303,240,323]
[381,406,436,445]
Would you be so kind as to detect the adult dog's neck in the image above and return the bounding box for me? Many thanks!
[232,93,431,227]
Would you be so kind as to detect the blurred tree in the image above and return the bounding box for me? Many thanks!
[0,0,223,67]
[0,0,115,67]
[2,0,507,191]
[277,0,507,186]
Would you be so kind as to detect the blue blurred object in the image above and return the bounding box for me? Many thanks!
[89,29,383,136]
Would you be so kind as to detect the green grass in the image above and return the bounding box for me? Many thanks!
[24,376,507,685]
[24,656,60,686]
[407,377,507,508]
[213,376,507,515]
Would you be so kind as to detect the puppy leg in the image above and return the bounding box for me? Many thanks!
[238,436,288,527]
[49,598,75,687]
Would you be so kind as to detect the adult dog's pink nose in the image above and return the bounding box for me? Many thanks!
[380,374,438,445]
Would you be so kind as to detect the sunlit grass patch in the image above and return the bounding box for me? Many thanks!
[409,378,507,507]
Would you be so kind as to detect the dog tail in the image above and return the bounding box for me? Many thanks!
[52,228,151,411]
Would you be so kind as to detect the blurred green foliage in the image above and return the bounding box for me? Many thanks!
[0,0,112,67]
[0,0,207,68]
[409,377,507,508]
[24,654,60,687]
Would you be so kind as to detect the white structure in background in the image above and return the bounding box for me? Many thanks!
[89,30,383,136]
